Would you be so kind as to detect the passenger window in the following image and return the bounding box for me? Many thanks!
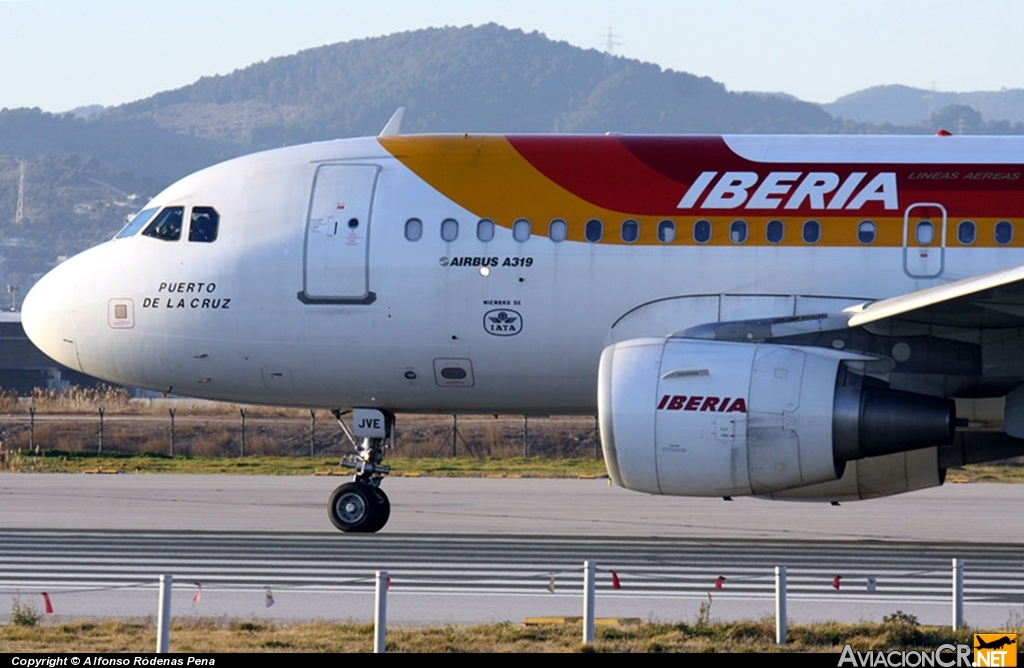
[915,220,935,245]
[441,218,458,242]
[802,219,821,244]
[766,219,784,244]
[404,218,422,241]
[730,220,747,244]
[189,207,219,243]
[957,220,976,245]
[693,219,711,244]
[585,219,603,242]
[621,219,639,243]
[548,219,567,243]
[142,206,184,241]
[513,218,531,242]
[857,220,876,244]
[657,219,676,243]
[477,219,495,242]
[116,207,159,239]
[996,220,1014,245]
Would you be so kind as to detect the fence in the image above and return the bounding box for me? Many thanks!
[3,558,975,653]
[1,405,602,459]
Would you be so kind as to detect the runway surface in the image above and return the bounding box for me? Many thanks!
[1,474,1022,626]
[2,473,1023,541]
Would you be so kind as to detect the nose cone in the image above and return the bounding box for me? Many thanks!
[22,261,81,371]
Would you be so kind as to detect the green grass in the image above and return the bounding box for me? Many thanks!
[6,449,1024,484]
[0,450,609,477]
[8,447,1024,485]
[946,465,1024,484]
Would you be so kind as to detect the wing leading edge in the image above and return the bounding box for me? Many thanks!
[846,264,1024,330]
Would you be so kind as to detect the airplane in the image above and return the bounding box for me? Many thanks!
[975,636,1016,651]
[21,108,1024,532]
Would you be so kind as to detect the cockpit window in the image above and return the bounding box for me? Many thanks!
[115,207,159,239]
[189,207,219,243]
[142,207,184,241]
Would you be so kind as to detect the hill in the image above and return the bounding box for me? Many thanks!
[103,24,834,144]
[824,84,1024,126]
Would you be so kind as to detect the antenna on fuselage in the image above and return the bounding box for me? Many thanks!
[379,107,406,137]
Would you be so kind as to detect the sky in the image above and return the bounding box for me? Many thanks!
[1,0,1023,112]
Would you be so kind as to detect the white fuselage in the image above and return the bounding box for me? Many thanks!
[22,134,1024,413]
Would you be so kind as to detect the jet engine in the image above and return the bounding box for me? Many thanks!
[598,338,956,498]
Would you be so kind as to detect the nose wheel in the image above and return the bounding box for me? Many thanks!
[328,482,390,533]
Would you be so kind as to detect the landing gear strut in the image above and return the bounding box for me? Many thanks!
[327,409,393,533]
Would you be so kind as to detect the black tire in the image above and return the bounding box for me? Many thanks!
[366,487,391,533]
[328,482,379,533]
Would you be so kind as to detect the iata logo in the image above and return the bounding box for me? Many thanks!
[484,309,522,336]
[677,171,898,211]
[657,395,747,413]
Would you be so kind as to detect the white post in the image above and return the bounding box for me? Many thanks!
[952,558,963,631]
[583,560,595,645]
[156,574,172,653]
[374,570,388,653]
[775,566,787,645]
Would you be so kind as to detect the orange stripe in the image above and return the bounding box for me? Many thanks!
[380,135,633,242]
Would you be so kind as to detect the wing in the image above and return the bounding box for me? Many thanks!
[682,264,1024,341]
[677,265,1024,464]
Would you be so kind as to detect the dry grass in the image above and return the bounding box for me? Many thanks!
[1,385,318,417]
[27,385,130,412]
[0,617,979,653]
[0,388,17,413]
[0,407,601,461]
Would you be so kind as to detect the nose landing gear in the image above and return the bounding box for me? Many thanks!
[327,408,394,533]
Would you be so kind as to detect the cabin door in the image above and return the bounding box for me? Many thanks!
[903,202,946,279]
[301,164,380,304]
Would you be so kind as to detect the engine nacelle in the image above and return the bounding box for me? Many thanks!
[598,338,955,498]
[767,447,944,502]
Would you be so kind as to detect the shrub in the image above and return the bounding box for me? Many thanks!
[10,597,41,626]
